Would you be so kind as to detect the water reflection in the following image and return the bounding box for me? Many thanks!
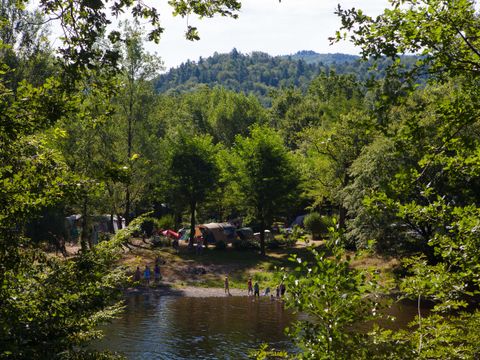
[94,294,295,360]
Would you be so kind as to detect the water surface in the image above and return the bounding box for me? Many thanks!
[94,294,295,359]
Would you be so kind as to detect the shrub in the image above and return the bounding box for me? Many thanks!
[275,234,297,247]
[304,212,328,240]
[157,214,176,230]
[291,224,304,240]
[140,218,157,237]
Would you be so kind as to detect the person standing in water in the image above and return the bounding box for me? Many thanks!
[247,277,253,296]
[144,265,151,286]
[224,275,230,295]
[154,263,161,284]
[133,266,141,282]
[253,282,260,297]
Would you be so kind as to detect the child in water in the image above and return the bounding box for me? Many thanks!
[253,282,260,297]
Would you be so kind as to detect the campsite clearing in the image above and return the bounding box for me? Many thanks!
[119,238,399,291]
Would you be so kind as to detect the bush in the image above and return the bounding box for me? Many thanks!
[304,212,328,240]
[215,240,226,250]
[275,233,297,247]
[157,214,176,230]
[140,218,157,237]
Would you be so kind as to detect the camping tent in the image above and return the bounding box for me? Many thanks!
[290,214,306,228]
[196,223,236,244]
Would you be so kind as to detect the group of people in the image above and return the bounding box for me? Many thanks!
[133,257,163,286]
[223,276,286,299]
[247,277,286,299]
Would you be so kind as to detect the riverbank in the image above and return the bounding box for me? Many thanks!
[119,238,400,292]
[125,283,250,297]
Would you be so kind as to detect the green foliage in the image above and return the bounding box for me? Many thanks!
[334,0,480,80]
[284,243,383,359]
[303,212,327,239]
[164,86,267,146]
[250,343,288,360]
[331,1,480,358]
[139,217,157,236]
[167,133,219,207]
[0,221,134,359]
[221,125,300,255]
[155,50,419,106]
[164,133,220,245]
[31,0,240,72]
[156,214,176,230]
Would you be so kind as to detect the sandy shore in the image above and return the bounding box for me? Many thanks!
[125,283,250,298]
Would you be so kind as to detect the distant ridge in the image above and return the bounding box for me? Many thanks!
[284,51,360,65]
[154,49,417,106]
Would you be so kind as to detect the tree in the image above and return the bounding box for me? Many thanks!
[0,0,245,357]
[223,125,299,256]
[298,110,375,231]
[332,0,480,357]
[114,20,163,225]
[283,243,382,359]
[334,0,480,80]
[166,133,220,247]
[36,0,241,72]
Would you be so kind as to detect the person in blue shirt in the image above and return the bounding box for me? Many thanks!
[144,265,151,286]
[254,282,260,297]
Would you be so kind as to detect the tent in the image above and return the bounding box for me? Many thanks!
[236,227,254,240]
[195,222,236,244]
[290,214,306,228]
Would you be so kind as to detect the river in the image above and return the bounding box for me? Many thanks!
[93,293,295,359]
[93,291,423,359]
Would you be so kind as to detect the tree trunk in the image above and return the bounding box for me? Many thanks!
[189,200,196,249]
[259,218,266,257]
[116,214,123,230]
[125,78,134,226]
[80,197,89,252]
[175,212,182,230]
[109,212,115,234]
[125,185,131,225]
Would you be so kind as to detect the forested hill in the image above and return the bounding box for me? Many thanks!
[153,49,418,105]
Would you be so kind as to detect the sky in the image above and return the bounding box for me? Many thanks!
[145,0,390,71]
